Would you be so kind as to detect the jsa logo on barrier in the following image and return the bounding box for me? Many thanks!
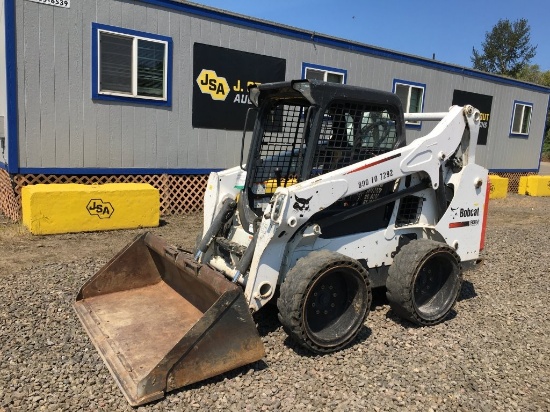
[196,69,230,101]
[87,199,114,219]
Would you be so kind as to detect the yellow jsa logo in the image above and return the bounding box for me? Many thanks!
[196,69,229,101]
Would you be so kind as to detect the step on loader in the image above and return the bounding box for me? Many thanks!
[75,80,489,405]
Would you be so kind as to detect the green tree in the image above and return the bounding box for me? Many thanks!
[517,64,550,86]
[471,18,537,77]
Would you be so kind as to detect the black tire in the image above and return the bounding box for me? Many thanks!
[277,250,372,354]
[386,239,462,326]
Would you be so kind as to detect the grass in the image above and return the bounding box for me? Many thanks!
[542,135,550,162]
[0,213,27,240]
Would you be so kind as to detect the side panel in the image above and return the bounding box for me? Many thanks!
[344,54,548,171]
[0,1,7,165]
[68,0,84,167]
[13,0,549,173]
[16,1,285,171]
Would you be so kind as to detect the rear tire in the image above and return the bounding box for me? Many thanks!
[386,239,462,325]
[278,250,372,354]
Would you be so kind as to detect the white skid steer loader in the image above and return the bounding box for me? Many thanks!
[75,80,489,405]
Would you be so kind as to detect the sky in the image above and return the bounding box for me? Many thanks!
[189,0,550,71]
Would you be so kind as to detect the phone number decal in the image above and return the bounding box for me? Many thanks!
[26,0,70,8]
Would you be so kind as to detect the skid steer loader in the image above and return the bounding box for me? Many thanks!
[74,80,489,406]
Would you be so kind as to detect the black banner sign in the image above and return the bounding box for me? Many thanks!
[452,90,493,145]
[192,43,286,130]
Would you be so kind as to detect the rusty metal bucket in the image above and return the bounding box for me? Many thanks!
[74,232,265,406]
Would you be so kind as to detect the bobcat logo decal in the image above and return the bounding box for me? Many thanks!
[293,195,313,211]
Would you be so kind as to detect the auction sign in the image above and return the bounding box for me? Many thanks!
[193,43,286,130]
[452,90,493,145]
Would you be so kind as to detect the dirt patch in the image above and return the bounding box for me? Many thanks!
[486,193,549,227]
[1,194,549,411]
[1,193,547,275]
[0,213,203,275]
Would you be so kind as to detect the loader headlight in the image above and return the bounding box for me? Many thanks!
[271,194,286,221]
[292,80,311,93]
[249,87,260,107]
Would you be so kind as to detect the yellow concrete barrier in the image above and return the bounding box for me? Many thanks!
[517,175,550,197]
[488,175,508,199]
[22,183,159,235]
[518,176,528,195]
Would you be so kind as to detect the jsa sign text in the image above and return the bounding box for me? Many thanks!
[193,43,286,130]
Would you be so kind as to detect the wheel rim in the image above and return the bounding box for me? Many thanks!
[303,265,367,348]
[412,251,460,320]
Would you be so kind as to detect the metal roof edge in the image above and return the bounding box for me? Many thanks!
[139,0,550,94]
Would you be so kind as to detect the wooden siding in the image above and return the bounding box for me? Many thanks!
[14,0,549,172]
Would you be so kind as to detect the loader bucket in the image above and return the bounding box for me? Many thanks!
[74,232,265,406]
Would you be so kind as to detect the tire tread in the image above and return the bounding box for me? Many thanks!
[386,239,462,326]
[278,250,371,354]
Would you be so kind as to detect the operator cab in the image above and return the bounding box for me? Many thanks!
[239,80,406,231]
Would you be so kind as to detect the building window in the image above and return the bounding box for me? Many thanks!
[393,79,425,128]
[510,101,533,136]
[302,63,347,84]
[92,23,172,106]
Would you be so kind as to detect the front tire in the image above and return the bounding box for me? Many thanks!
[278,250,372,354]
[386,239,462,325]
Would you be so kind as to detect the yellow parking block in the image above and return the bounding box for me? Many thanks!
[488,175,508,199]
[22,183,159,235]
[517,175,550,196]
[518,176,528,195]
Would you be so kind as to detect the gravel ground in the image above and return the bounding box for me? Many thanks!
[1,194,549,411]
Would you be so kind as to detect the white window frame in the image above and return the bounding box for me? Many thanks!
[92,23,172,105]
[98,30,168,100]
[509,100,533,137]
[302,63,347,84]
[393,80,426,128]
